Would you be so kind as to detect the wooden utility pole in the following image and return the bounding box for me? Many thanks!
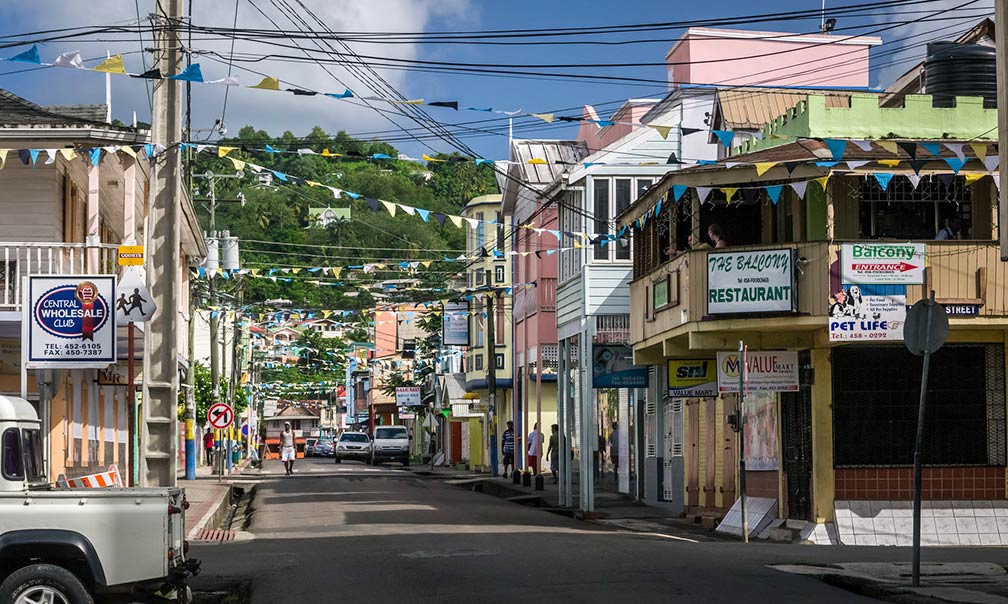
[142,0,183,486]
[486,271,498,476]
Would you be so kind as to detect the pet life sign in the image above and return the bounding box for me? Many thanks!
[26,275,116,367]
[707,249,796,315]
[829,284,906,342]
[716,350,799,393]
[841,243,925,285]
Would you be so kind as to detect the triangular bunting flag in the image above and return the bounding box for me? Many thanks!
[877,159,901,168]
[251,76,281,90]
[985,156,1000,173]
[448,215,463,228]
[969,143,988,163]
[783,161,802,174]
[695,187,712,203]
[850,140,873,152]
[790,181,808,199]
[766,184,783,205]
[416,208,430,222]
[712,130,735,150]
[944,143,966,162]
[8,45,41,64]
[906,173,922,190]
[944,157,967,174]
[650,125,672,139]
[722,187,738,203]
[217,146,235,158]
[964,173,986,187]
[673,184,688,202]
[878,141,899,155]
[908,160,928,175]
[169,63,204,82]
[53,51,84,69]
[845,160,870,170]
[814,175,830,192]
[530,113,555,123]
[896,142,917,160]
[920,142,941,157]
[428,101,459,110]
[873,172,894,191]
[93,54,126,74]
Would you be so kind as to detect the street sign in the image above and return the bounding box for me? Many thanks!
[395,386,421,407]
[115,267,156,323]
[117,245,144,266]
[904,299,949,356]
[207,403,234,429]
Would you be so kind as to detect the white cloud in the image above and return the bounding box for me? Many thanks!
[5,1,474,144]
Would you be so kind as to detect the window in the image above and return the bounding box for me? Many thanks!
[559,190,584,283]
[832,345,1006,466]
[475,354,484,371]
[593,179,609,260]
[375,427,408,439]
[2,428,22,480]
[476,212,485,248]
[858,175,972,240]
[496,353,505,370]
[614,179,632,260]
[496,212,504,252]
[495,265,505,283]
[22,429,44,483]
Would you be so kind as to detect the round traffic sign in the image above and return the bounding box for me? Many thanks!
[207,403,235,429]
[904,298,949,357]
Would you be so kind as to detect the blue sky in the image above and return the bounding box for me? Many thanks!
[0,0,993,160]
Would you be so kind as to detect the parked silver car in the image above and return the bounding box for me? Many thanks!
[315,439,334,457]
[334,432,371,463]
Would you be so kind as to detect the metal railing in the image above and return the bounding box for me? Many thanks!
[0,242,119,310]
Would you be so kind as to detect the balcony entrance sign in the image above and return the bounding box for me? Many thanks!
[841,242,925,285]
[25,275,116,367]
[706,249,796,315]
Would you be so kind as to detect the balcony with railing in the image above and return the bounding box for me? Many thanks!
[0,242,119,311]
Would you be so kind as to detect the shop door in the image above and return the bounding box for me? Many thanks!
[450,421,463,463]
[780,354,813,520]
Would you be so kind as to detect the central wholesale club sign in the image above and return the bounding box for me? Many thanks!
[25,275,117,367]
[707,249,796,315]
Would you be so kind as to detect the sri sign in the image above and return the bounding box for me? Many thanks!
[829,284,906,342]
[667,359,717,397]
[592,344,648,388]
[707,249,796,315]
[26,275,116,367]
[442,302,469,346]
[716,350,799,393]
[841,242,925,285]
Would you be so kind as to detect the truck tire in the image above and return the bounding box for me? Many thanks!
[0,563,94,604]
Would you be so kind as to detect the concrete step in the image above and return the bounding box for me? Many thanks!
[768,526,802,543]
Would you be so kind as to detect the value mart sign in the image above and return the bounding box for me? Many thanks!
[841,242,925,285]
[707,249,796,315]
[716,350,799,393]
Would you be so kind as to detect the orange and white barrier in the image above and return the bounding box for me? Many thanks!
[56,464,123,489]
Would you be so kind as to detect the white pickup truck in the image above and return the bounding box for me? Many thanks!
[0,395,198,604]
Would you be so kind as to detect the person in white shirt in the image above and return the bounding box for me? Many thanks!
[527,423,543,474]
[936,217,963,240]
[280,421,296,475]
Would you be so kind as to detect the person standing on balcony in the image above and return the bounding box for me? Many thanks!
[708,224,728,248]
[936,218,962,240]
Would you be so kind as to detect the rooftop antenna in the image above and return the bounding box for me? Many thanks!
[821,0,826,32]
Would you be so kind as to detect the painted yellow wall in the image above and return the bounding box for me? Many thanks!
[811,347,835,523]
[468,418,484,469]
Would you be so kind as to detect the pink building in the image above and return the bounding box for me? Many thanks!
[665,27,881,88]
[576,99,658,155]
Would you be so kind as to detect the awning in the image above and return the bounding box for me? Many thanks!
[451,403,483,418]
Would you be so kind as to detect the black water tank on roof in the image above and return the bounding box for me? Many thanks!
[925,42,997,108]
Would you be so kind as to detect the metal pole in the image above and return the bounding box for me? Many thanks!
[127,322,136,487]
[912,291,937,587]
[184,276,196,480]
[738,340,748,544]
[996,0,1008,260]
[486,273,498,476]
[143,0,182,487]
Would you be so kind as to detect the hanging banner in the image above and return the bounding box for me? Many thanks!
[706,249,796,315]
[841,242,925,285]
[667,359,717,397]
[442,302,470,346]
[828,284,906,342]
[716,350,798,393]
[592,344,648,388]
[744,392,779,471]
[26,275,116,367]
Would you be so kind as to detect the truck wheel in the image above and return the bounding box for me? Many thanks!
[0,564,94,604]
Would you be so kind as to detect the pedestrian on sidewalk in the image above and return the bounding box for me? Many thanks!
[501,421,515,476]
[546,424,559,484]
[280,421,296,475]
[203,428,214,467]
[609,423,619,481]
[527,423,543,474]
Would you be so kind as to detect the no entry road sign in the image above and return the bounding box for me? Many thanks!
[207,403,235,429]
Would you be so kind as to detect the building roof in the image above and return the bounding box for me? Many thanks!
[713,88,858,130]
[510,139,589,185]
[272,404,320,420]
[0,89,131,131]
[43,104,108,123]
[463,193,503,211]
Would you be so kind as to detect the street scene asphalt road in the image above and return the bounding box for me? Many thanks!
[191,458,1008,604]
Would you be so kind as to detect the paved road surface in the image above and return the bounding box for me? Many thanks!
[191,458,1008,604]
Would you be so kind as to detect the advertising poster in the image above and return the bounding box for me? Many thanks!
[667,359,717,397]
[707,249,796,315]
[717,350,799,393]
[592,344,648,388]
[744,392,779,471]
[26,275,116,367]
[828,284,906,342]
[442,302,470,346]
[841,242,925,285]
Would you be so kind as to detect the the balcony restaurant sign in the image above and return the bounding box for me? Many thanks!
[667,359,717,397]
[841,242,925,285]
[25,275,116,368]
[707,249,796,315]
[716,350,799,393]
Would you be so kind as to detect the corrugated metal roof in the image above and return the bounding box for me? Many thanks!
[451,403,483,418]
[511,139,589,185]
[714,88,854,130]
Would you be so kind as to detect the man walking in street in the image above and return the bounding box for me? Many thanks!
[501,420,515,476]
[527,423,543,474]
[546,424,559,484]
[280,421,296,476]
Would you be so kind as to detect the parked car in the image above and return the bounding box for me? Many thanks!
[372,425,410,466]
[304,438,319,457]
[315,439,334,457]
[334,432,371,463]
[0,395,198,603]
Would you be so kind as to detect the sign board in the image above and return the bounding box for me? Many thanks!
[26,275,116,367]
[716,350,799,393]
[905,299,950,356]
[841,242,925,285]
[592,344,649,388]
[115,267,156,323]
[395,386,421,407]
[667,359,717,397]
[262,399,278,417]
[398,410,416,420]
[945,303,980,317]
[117,245,144,266]
[442,302,469,346]
[207,403,235,429]
[707,249,796,315]
[829,284,906,342]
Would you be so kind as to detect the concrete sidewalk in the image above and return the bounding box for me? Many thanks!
[179,460,251,539]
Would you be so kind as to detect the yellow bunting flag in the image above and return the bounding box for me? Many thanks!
[878,141,899,155]
[0,149,7,170]
[381,200,397,216]
[722,187,738,203]
[306,180,322,187]
[119,146,137,159]
[814,175,830,191]
[421,261,432,268]
[876,159,901,168]
[422,154,445,162]
[448,215,463,228]
[58,148,76,161]
[251,76,280,90]
[573,241,584,249]
[969,143,988,163]
[964,173,986,186]
[527,158,547,165]
[217,146,235,158]
[530,113,555,123]
[754,162,778,177]
[331,267,343,278]
[227,156,246,171]
[93,54,126,74]
[395,99,424,105]
[650,125,672,139]
[291,268,301,274]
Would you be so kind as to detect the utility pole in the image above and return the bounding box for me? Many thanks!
[996,0,1008,260]
[486,271,499,477]
[142,0,182,487]
[737,340,749,544]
